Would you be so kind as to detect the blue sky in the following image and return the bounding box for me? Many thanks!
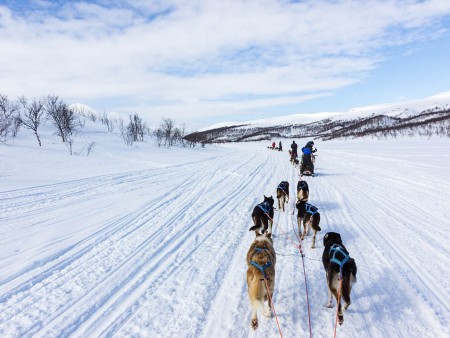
[1,0,450,129]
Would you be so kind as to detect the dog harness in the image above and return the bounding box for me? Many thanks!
[257,201,271,214]
[329,244,350,275]
[305,203,318,216]
[278,182,288,190]
[250,248,272,279]
[297,181,308,191]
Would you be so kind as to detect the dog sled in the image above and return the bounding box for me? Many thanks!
[300,154,315,176]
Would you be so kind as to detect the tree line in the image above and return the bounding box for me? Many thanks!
[0,94,199,151]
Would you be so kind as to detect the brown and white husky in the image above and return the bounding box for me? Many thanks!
[246,231,276,330]
[276,181,289,212]
[297,180,309,201]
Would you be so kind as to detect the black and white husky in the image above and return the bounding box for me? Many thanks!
[249,196,275,234]
[296,200,321,248]
[322,232,357,325]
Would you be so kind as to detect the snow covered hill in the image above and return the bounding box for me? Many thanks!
[1,124,449,337]
[188,92,450,143]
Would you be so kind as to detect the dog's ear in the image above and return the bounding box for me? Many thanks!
[255,230,261,237]
[266,232,272,240]
[323,232,331,246]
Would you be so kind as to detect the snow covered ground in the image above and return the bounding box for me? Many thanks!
[1,128,449,337]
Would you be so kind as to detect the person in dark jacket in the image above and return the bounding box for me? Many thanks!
[279,141,282,151]
[291,141,298,158]
[300,141,317,175]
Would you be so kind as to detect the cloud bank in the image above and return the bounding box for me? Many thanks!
[1,0,450,128]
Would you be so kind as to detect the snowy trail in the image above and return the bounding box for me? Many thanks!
[1,139,449,337]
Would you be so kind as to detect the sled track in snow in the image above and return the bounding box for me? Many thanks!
[1,142,449,338]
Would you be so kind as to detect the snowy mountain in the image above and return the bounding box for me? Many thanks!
[1,94,449,337]
[188,92,450,143]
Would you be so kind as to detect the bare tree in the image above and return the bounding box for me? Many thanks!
[45,95,77,142]
[179,123,187,147]
[161,118,175,147]
[126,114,146,142]
[19,96,45,146]
[153,128,164,147]
[119,116,133,146]
[0,94,19,143]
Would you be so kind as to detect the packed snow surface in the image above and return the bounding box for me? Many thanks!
[1,133,449,337]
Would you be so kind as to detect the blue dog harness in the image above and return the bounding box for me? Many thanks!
[305,203,318,216]
[297,181,308,190]
[257,201,271,214]
[250,248,273,279]
[329,244,350,276]
[278,182,288,190]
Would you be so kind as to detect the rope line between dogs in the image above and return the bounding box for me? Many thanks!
[262,277,283,338]
[265,211,313,338]
[297,241,313,338]
[293,171,313,338]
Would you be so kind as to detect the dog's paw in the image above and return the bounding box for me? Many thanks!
[338,315,344,325]
[251,318,258,330]
[311,244,316,249]
[325,302,333,308]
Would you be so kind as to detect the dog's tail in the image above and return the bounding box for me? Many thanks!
[276,188,282,198]
[249,215,261,232]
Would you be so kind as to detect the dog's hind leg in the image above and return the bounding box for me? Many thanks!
[325,272,335,308]
[311,215,321,249]
[335,277,344,325]
[248,276,261,330]
[297,217,303,239]
[342,265,357,310]
[267,218,273,234]
[300,216,309,240]
[342,277,351,311]
[263,279,274,318]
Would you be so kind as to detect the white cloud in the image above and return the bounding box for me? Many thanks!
[1,0,450,127]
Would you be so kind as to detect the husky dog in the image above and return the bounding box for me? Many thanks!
[246,231,276,330]
[289,150,299,167]
[276,181,289,212]
[297,180,309,201]
[296,200,321,248]
[322,232,357,325]
[249,196,275,234]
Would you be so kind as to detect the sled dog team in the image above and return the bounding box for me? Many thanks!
[246,180,357,330]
